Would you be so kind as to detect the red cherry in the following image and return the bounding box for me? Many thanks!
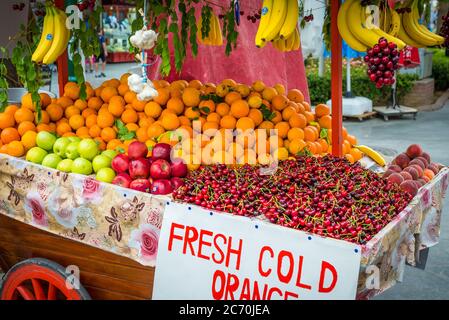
[384,71,392,78]
[369,74,377,81]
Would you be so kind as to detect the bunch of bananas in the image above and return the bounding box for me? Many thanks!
[396,0,444,48]
[338,0,405,52]
[255,0,299,49]
[32,6,70,65]
[272,27,301,52]
[197,11,223,46]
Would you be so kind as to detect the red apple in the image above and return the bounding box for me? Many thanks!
[112,173,132,188]
[111,154,129,173]
[170,158,188,178]
[171,177,185,190]
[129,158,151,179]
[130,179,151,193]
[150,159,171,180]
[151,179,173,195]
[152,143,171,161]
[128,141,148,160]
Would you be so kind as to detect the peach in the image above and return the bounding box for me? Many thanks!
[400,171,413,181]
[388,164,403,173]
[423,169,435,180]
[415,156,429,168]
[409,158,425,170]
[421,152,431,164]
[393,153,410,169]
[404,166,419,180]
[406,144,422,159]
[400,180,418,196]
[387,173,404,185]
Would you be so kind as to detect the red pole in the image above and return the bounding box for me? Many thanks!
[55,0,68,97]
[330,0,343,157]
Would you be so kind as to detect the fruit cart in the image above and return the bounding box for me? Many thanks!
[0,153,448,299]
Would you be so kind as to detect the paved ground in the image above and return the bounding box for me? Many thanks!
[345,102,449,300]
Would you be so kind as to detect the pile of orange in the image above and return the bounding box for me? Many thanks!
[0,75,362,165]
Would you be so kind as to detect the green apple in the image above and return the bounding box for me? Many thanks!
[65,142,80,160]
[78,139,99,161]
[26,147,48,164]
[53,137,71,157]
[68,136,81,143]
[102,149,118,159]
[71,158,93,175]
[57,159,73,172]
[42,153,62,169]
[92,154,112,173]
[36,131,56,151]
[96,167,116,183]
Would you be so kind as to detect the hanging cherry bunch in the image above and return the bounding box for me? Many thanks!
[12,2,25,11]
[77,0,97,11]
[304,14,314,22]
[396,7,412,14]
[364,37,400,88]
[439,11,449,48]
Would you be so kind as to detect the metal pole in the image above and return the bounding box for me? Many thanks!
[55,0,68,96]
[141,0,148,83]
[331,0,343,157]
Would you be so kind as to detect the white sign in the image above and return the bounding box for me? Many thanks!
[153,202,361,300]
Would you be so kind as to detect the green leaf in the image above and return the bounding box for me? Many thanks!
[200,107,210,114]
[120,131,136,141]
[261,104,275,121]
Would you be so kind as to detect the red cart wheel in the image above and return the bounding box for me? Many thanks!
[0,258,90,300]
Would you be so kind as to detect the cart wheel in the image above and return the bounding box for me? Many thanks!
[0,258,90,300]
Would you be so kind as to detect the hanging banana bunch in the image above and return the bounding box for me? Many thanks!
[32,5,70,64]
[255,0,300,49]
[197,10,223,46]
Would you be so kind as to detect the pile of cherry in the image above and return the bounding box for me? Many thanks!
[440,11,449,48]
[383,144,442,196]
[173,155,413,245]
[364,37,400,88]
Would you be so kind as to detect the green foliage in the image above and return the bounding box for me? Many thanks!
[432,49,449,91]
[222,3,238,56]
[115,119,136,140]
[306,60,418,106]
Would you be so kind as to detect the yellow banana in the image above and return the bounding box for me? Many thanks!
[209,13,217,45]
[261,0,287,42]
[284,31,295,51]
[337,0,368,52]
[43,7,70,64]
[388,9,401,37]
[32,6,55,63]
[213,14,223,46]
[410,0,444,45]
[279,0,299,39]
[354,145,386,167]
[255,0,273,48]
[397,13,425,47]
[295,28,301,50]
[380,7,391,32]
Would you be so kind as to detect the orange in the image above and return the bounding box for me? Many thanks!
[85,85,95,99]
[131,98,146,112]
[262,87,278,101]
[45,104,63,122]
[236,132,256,149]
[220,115,237,129]
[101,86,118,103]
[21,93,36,111]
[107,139,122,151]
[100,127,116,142]
[274,84,285,95]
[118,83,129,96]
[288,113,307,128]
[274,121,290,139]
[282,106,296,121]
[287,89,305,103]
[303,111,315,123]
[346,134,357,146]
[76,126,90,138]
[176,125,193,140]
[17,121,36,136]
[230,99,250,118]
[74,99,88,111]
[248,109,263,126]
[108,96,125,117]
[273,147,289,161]
[169,87,182,99]
[184,107,200,120]
[342,127,348,140]
[6,141,25,157]
[147,123,165,139]
[139,117,155,128]
[167,97,185,115]
[304,126,317,142]
[4,105,19,115]
[94,86,104,98]
[35,110,50,124]
[136,127,149,142]
[82,108,96,118]
[98,111,115,128]
[271,111,282,124]
[343,140,351,154]
[94,137,106,151]
[199,100,216,115]
[318,115,332,129]
[161,113,180,131]
[1,128,20,144]
[271,95,288,111]
[0,144,7,154]
[144,101,162,118]
[85,114,97,128]
[221,79,237,88]
[56,122,72,136]
[225,92,242,105]
[21,131,37,149]
[202,121,219,136]
[0,113,15,129]
[13,108,33,124]
[287,127,304,141]
[305,141,317,155]
[349,148,363,161]
[248,95,262,109]
[126,123,139,132]
[206,112,221,123]
[318,139,329,154]
[57,96,74,109]
[258,121,275,133]
[188,79,203,89]
[120,73,131,84]
[39,93,52,108]
[153,87,170,105]
[121,109,138,124]
[288,138,306,155]
[182,87,201,107]
[252,80,266,92]
[345,153,355,164]
[88,125,102,138]
[236,84,251,97]
[87,96,103,110]
[236,117,255,132]
[64,106,80,119]
[315,104,330,118]
[295,102,306,114]
[124,91,136,104]
[68,114,84,130]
